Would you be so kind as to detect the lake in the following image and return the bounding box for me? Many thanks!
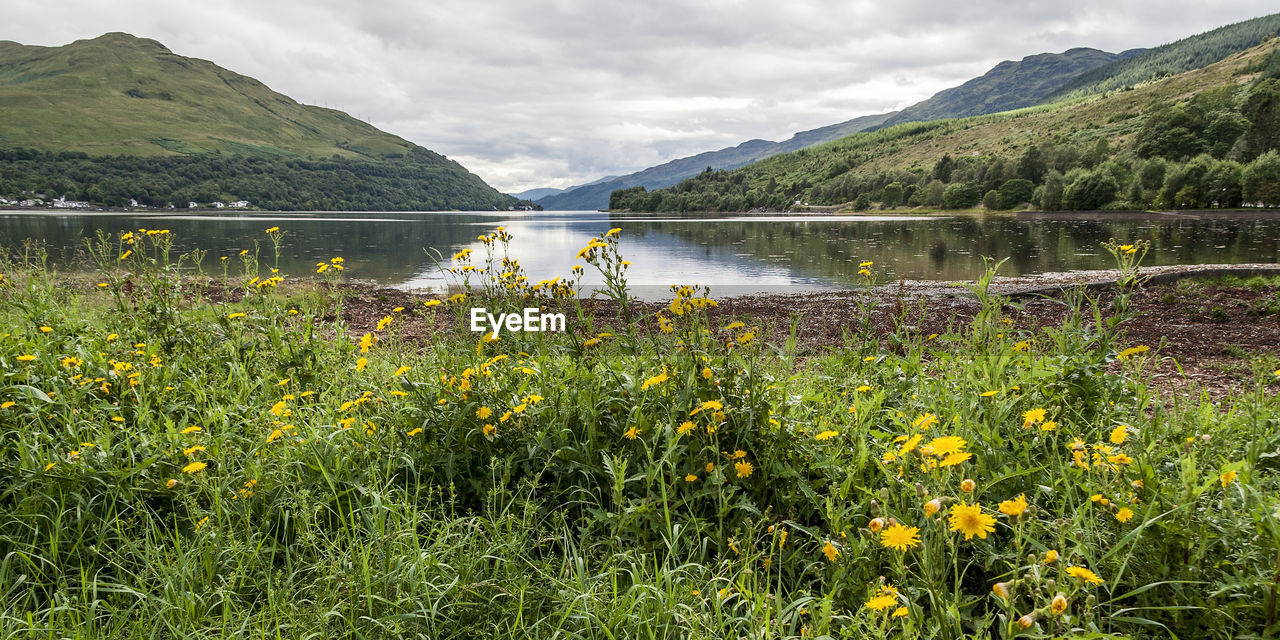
[1,209,1277,298]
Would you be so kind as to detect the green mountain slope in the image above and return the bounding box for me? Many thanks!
[1047,12,1280,100]
[875,47,1140,129]
[611,42,1280,212]
[0,33,520,210]
[536,112,894,210]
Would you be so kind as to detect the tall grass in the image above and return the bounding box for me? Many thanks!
[0,229,1276,638]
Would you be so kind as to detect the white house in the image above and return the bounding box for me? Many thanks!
[229,200,250,209]
[211,201,226,209]
[188,201,199,209]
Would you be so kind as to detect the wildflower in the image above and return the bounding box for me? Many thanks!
[111,416,125,423]
[358,333,375,353]
[106,333,118,341]
[1016,613,1035,629]
[641,372,670,390]
[407,428,423,436]
[182,461,207,474]
[623,426,641,440]
[892,607,908,618]
[376,316,393,331]
[705,462,714,473]
[1066,566,1104,585]
[482,424,496,438]
[269,400,287,416]
[1043,549,1059,564]
[880,523,921,551]
[864,593,896,612]
[1051,593,1068,615]
[583,338,600,348]
[1040,420,1058,431]
[926,435,966,456]
[912,413,939,430]
[998,494,1029,517]
[923,499,942,517]
[815,430,839,441]
[960,478,976,493]
[265,226,279,233]
[1109,425,1129,444]
[980,390,998,397]
[701,367,713,379]
[677,421,695,436]
[734,460,754,478]
[227,313,246,320]
[949,502,996,540]
[898,434,923,455]
[605,227,622,237]
[856,384,872,392]
[1115,507,1134,523]
[822,540,839,562]
[16,355,36,362]
[938,451,972,467]
[1022,408,1047,427]
[685,473,697,482]
[166,479,177,488]
[393,366,411,377]
[476,406,493,419]
[0,401,15,409]
[992,582,1011,599]
[1117,345,1149,359]
[868,517,886,533]
[356,358,368,372]
[1219,470,1238,487]
[183,445,205,456]
[1012,340,1030,352]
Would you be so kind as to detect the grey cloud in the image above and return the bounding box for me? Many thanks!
[2,1,1277,192]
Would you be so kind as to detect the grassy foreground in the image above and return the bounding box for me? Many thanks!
[1,229,1278,639]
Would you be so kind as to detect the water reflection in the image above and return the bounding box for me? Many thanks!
[1,210,1276,298]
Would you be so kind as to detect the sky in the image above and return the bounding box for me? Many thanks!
[2,1,1276,194]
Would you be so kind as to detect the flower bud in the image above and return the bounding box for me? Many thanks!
[961,478,976,493]
[1051,593,1068,615]
[992,582,1011,600]
[923,498,942,517]
[870,499,881,517]
[1017,613,1035,629]
[914,482,927,497]
[878,487,890,501]
[868,517,886,533]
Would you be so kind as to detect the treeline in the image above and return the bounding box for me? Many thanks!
[612,53,1280,213]
[0,148,521,211]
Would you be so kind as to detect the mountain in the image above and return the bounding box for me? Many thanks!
[0,32,521,210]
[609,40,1280,212]
[539,46,1138,210]
[873,47,1142,130]
[1046,12,1280,100]
[535,112,894,210]
[510,187,565,201]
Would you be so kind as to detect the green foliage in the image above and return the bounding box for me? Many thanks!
[997,178,1035,209]
[0,230,1278,638]
[1244,150,1280,204]
[941,182,981,209]
[0,148,519,211]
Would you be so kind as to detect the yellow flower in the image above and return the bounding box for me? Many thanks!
[1017,613,1035,629]
[1109,425,1129,444]
[960,478,976,493]
[393,366,411,377]
[923,499,942,517]
[166,478,177,488]
[992,582,1011,599]
[180,426,202,435]
[938,451,972,467]
[822,540,839,562]
[892,607,908,618]
[182,461,207,474]
[911,413,938,430]
[227,313,246,320]
[623,426,641,440]
[424,299,442,307]
[1115,507,1134,523]
[925,435,966,456]
[701,367,712,379]
[705,462,714,473]
[265,226,279,233]
[1022,408,1047,427]
[1219,470,1238,487]
[111,416,125,423]
[356,358,368,372]
[376,316,393,331]
[1043,549,1059,564]
[734,460,754,478]
[1065,566,1104,585]
[605,227,622,237]
[677,421,695,436]
[16,354,36,362]
[998,494,1029,517]
[684,473,698,482]
[980,390,998,397]
[482,424,496,438]
[864,594,895,612]
[407,427,423,436]
[640,372,670,390]
[1040,420,1058,431]
[948,502,996,540]
[1117,345,1149,359]
[476,406,493,419]
[182,445,205,456]
[879,523,921,552]
[815,430,839,441]
[898,434,923,456]
[1051,593,1068,616]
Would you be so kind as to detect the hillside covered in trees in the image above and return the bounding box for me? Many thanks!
[0,33,522,210]
[611,43,1280,213]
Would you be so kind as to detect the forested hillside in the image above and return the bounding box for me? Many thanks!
[611,44,1280,213]
[0,33,521,210]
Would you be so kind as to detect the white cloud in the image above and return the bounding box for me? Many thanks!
[2,1,1276,192]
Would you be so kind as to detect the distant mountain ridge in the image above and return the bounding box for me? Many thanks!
[873,47,1142,130]
[538,46,1140,210]
[0,32,520,210]
[535,111,894,210]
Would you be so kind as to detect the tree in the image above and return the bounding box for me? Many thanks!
[880,182,903,209]
[1243,150,1280,205]
[1062,169,1120,210]
[932,154,954,183]
[1040,171,1064,211]
[941,182,981,209]
[997,179,1035,209]
[982,190,1001,210]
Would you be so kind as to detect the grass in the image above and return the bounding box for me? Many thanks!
[0,229,1278,639]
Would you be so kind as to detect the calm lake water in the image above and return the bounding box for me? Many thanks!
[1,210,1277,298]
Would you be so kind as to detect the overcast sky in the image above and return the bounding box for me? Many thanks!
[2,2,1276,193]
